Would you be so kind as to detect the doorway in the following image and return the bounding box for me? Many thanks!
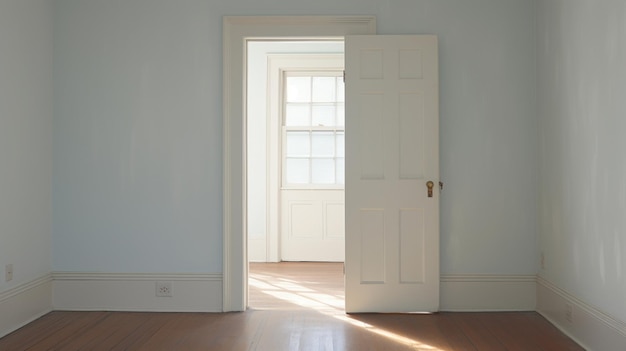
[246,41,345,264]
[246,41,346,309]
[223,16,376,312]
[222,16,376,312]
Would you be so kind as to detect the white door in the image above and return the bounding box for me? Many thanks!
[345,35,439,313]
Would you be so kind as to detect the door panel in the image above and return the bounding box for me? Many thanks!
[345,35,439,313]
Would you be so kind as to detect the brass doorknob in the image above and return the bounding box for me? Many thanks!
[426,181,434,198]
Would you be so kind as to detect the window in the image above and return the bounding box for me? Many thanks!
[282,72,345,187]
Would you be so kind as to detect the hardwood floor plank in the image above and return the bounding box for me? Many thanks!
[19,312,76,351]
[4,311,110,351]
[476,312,545,351]
[524,312,586,351]
[110,313,181,350]
[57,312,137,350]
[0,311,66,350]
[132,313,192,350]
[434,313,479,351]
[440,312,508,350]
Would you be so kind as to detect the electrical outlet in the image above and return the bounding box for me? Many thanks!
[156,282,172,297]
[565,303,573,323]
[5,264,13,282]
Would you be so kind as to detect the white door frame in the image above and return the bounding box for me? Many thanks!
[222,16,376,311]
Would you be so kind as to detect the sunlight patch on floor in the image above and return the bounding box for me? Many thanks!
[249,268,448,351]
[334,314,445,351]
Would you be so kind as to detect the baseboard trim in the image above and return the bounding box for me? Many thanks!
[536,276,626,351]
[52,272,223,313]
[440,274,536,311]
[52,272,220,281]
[0,274,53,338]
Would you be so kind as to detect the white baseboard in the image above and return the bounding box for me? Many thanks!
[0,274,53,338]
[52,272,223,312]
[537,277,626,351]
[440,274,536,311]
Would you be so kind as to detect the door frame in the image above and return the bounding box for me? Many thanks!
[222,16,376,312]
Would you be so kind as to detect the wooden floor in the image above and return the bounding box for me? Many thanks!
[0,262,584,351]
[249,262,344,310]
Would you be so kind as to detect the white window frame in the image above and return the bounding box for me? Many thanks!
[281,70,345,190]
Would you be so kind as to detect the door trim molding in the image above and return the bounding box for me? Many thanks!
[223,15,376,312]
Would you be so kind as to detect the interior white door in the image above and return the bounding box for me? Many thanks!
[345,35,439,313]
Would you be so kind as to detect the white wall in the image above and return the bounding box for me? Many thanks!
[53,0,221,273]
[0,0,54,336]
[0,0,53,292]
[537,0,626,323]
[53,0,537,278]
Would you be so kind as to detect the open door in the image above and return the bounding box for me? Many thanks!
[345,35,439,313]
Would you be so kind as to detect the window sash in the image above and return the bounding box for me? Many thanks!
[281,71,345,188]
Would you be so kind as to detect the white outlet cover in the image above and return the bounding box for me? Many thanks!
[156,281,172,297]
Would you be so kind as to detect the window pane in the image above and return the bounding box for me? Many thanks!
[286,132,310,157]
[286,158,310,184]
[312,77,336,102]
[312,158,335,184]
[336,103,345,126]
[285,104,310,126]
[336,132,345,158]
[336,77,345,102]
[336,158,345,184]
[286,77,311,102]
[311,132,335,157]
[312,104,335,126]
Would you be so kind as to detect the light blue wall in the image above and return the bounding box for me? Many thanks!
[0,0,53,290]
[53,0,537,275]
[53,1,221,273]
[537,0,626,322]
